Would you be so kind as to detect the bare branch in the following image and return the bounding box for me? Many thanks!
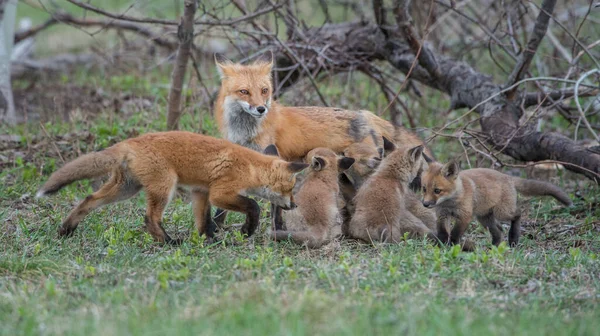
[505,0,557,99]
[167,0,198,130]
[393,0,440,79]
[64,0,282,27]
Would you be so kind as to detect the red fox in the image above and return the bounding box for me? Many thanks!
[36,131,308,244]
[340,141,437,235]
[271,147,355,248]
[213,55,431,225]
[421,160,572,247]
[347,145,438,243]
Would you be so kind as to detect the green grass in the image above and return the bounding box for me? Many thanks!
[1,111,599,335]
[4,3,600,332]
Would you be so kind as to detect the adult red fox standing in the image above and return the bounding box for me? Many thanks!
[213,55,431,226]
[36,131,308,244]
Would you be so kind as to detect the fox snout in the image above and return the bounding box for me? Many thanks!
[281,201,297,211]
[256,106,267,115]
[422,200,436,208]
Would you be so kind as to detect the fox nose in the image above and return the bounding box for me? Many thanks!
[422,200,435,208]
[256,106,266,114]
[279,202,296,211]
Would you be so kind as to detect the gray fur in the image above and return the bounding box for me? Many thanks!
[223,97,263,150]
[348,112,369,142]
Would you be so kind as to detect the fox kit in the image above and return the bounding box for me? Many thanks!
[421,161,572,247]
[272,148,355,248]
[36,131,308,244]
[347,145,437,243]
[340,141,436,235]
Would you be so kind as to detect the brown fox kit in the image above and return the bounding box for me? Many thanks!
[347,145,438,243]
[340,141,436,236]
[213,55,431,228]
[271,148,355,248]
[36,131,308,244]
[421,160,573,247]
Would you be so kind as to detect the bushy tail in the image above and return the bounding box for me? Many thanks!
[512,177,572,206]
[36,147,121,198]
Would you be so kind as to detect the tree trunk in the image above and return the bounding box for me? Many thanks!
[166,0,197,130]
[0,0,18,124]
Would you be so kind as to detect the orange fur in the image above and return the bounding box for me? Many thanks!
[214,58,430,162]
[272,148,355,248]
[37,131,308,244]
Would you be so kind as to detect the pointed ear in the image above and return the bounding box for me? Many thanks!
[338,157,355,171]
[215,53,234,79]
[263,144,279,157]
[408,145,424,164]
[422,152,433,163]
[287,162,309,174]
[311,156,326,171]
[383,136,396,152]
[441,160,460,179]
[254,50,274,65]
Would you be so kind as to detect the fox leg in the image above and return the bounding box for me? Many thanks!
[191,189,217,242]
[508,213,521,247]
[209,192,260,237]
[450,213,472,245]
[144,175,179,245]
[477,213,502,246]
[60,170,141,237]
[436,216,452,244]
[271,204,284,230]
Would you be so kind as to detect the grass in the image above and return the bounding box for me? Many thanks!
[1,108,599,335]
[4,2,600,333]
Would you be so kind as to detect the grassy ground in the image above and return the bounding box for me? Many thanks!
[1,106,599,336]
[3,2,600,334]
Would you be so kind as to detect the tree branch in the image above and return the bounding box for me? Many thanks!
[505,0,557,100]
[393,0,440,79]
[167,0,198,130]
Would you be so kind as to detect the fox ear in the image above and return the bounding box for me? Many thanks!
[442,160,460,179]
[383,136,396,152]
[254,51,273,76]
[255,50,274,65]
[215,53,234,79]
[311,156,327,171]
[422,152,433,163]
[264,144,279,157]
[287,162,309,174]
[408,145,424,164]
[338,157,355,171]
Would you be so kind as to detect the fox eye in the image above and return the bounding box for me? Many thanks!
[434,188,441,194]
[239,89,249,95]
[423,187,427,193]
[261,88,268,95]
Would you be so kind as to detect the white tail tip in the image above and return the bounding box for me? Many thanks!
[36,190,46,198]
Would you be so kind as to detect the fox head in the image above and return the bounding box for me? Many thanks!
[421,160,460,208]
[261,144,308,209]
[307,147,355,176]
[342,142,383,189]
[216,54,274,120]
